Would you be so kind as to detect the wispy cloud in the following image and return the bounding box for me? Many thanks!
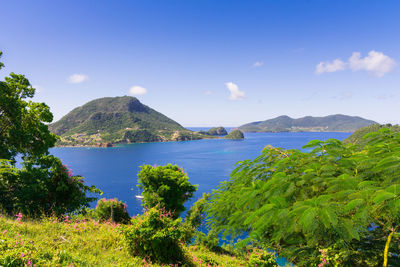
[315,50,396,77]
[129,85,147,95]
[226,82,245,101]
[68,74,89,84]
[252,61,264,68]
[315,59,346,74]
[349,51,396,77]
[204,90,212,95]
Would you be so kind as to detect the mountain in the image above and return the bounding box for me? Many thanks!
[49,96,212,146]
[238,114,377,133]
[224,130,244,139]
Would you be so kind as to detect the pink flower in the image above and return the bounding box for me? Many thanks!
[20,253,25,257]
[27,260,32,266]
[2,230,7,235]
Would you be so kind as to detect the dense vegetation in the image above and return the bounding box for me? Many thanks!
[343,123,400,147]
[208,128,400,266]
[224,129,244,139]
[199,126,228,136]
[49,96,214,146]
[0,51,101,217]
[2,50,398,266]
[238,114,376,132]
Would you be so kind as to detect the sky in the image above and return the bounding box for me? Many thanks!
[1,0,399,126]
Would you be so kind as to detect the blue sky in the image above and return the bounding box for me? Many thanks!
[1,0,399,126]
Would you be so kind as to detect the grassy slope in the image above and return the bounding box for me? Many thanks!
[0,216,246,267]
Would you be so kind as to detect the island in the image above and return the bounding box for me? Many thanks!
[238,114,376,133]
[199,126,228,136]
[224,129,244,139]
[49,96,218,147]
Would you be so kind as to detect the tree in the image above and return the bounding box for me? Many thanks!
[137,164,197,218]
[0,52,57,162]
[0,51,100,216]
[207,128,400,266]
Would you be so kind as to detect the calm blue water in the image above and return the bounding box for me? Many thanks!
[49,131,351,216]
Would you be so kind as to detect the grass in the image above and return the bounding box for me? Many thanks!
[0,215,249,267]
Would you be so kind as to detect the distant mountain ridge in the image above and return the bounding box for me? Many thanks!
[238,114,377,132]
[49,96,213,146]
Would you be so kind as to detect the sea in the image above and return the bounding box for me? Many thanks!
[49,129,351,266]
[50,129,351,216]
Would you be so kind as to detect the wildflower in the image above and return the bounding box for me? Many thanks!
[2,230,7,235]
[15,213,23,222]
[27,260,32,266]
[20,253,25,257]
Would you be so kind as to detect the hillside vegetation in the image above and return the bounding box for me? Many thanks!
[343,123,400,147]
[238,114,376,132]
[0,215,250,267]
[49,96,213,146]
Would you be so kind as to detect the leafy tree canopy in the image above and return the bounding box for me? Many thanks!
[0,52,57,161]
[208,128,400,266]
[137,164,197,218]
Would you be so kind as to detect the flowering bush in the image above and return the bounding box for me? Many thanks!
[95,198,131,224]
[122,205,187,264]
[0,155,101,217]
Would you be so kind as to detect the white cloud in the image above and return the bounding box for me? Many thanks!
[68,74,89,84]
[204,90,212,95]
[252,61,264,68]
[225,82,245,101]
[129,85,147,96]
[315,50,396,77]
[349,51,396,77]
[315,59,346,74]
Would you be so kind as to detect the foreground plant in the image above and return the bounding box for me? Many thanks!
[208,128,400,266]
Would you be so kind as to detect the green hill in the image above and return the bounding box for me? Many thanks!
[238,114,376,132]
[343,124,400,147]
[49,96,211,146]
[224,129,244,139]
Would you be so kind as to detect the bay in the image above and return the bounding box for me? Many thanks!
[49,130,351,216]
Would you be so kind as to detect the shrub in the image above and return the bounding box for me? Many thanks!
[95,198,131,224]
[137,164,197,218]
[247,248,278,267]
[0,156,101,217]
[122,205,186,264]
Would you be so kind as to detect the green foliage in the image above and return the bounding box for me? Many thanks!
[122,205,187,264]
[224,130,244,139]
[193,231,221,252]
[238,114,376,132]
[208,128,400,265]
[0,156,101,217]
[206,127,228,136]
[95,198,131,224]
[343,123,400,148]
[247,248,278,267]
[0,53,57,161]
[185,193,210,230]
[0,51,100,218]
[138,164,197,218]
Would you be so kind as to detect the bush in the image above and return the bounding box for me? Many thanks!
[0,156,101,217]
[122,205,186,264]
[247,248,278,267]
[95,198,131,224]
[137,164,197,218]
